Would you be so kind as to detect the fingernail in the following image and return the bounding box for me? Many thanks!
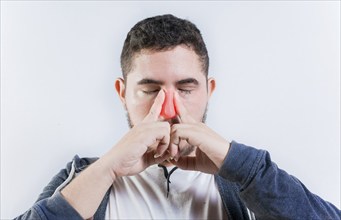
[154,153,161,158]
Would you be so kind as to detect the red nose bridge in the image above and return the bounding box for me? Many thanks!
[160,90,176,119]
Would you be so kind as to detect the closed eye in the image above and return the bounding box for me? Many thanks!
[178,89,192,94]
[142,89,160,95]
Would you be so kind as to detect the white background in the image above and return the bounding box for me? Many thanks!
[1,1,340,218]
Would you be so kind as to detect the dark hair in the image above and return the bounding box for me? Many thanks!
[120,14,209,80]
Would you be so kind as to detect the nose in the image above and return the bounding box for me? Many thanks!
[160,90,176,119]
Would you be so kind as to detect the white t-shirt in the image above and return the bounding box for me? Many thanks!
[105,164,227,219]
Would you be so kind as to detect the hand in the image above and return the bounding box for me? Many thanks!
[169,93,230,174]
[106,90,170,179]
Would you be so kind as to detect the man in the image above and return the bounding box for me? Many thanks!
[16,14,340,220]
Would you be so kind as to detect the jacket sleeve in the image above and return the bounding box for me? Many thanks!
[218,141,341,220]
[14,158,83,220]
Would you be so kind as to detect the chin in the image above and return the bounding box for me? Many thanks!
[160,160,174,167]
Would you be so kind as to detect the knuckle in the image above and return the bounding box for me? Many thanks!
[172,124,179,129]
[171,125,181,133]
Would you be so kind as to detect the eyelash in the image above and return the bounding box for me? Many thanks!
[142,89,192,95]
[178,89,192,94]
[142,90,159,95]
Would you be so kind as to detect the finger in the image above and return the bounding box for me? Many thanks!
[174,92,195,123]
[145,122,170,158]
[145,150,171,167]
[171,124,203,162]
[154,152,171,164]
[171,124,198,146]
[168,142,180,159]
[147,141,159,153]
[170,125,191,161]
[143,90,165,122]
[154,134,170,159]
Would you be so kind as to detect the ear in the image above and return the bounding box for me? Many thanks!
[115,78,126,107]
[207,77,216,98]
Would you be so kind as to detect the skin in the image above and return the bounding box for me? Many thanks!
[61,45,231,219]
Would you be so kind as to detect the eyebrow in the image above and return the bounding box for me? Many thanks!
[176,78,199,86]
[137,78,199,86]
[137,78,163,85]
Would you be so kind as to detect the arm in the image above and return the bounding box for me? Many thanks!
[58,90,170,219]
[218,141,341,220]
[15,90,170,219]
[15,192,84,220]
[170,93,340,219]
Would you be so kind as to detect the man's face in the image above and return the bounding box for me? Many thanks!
[116,45,215,127]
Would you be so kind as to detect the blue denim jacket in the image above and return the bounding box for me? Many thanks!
[15,141,341,220]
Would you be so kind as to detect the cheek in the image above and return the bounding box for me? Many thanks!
[181,93,208,120]
[125,92,154,123]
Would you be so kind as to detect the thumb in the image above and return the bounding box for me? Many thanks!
[143,90,165,122]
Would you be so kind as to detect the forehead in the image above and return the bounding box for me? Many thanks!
[127,45,205,83]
